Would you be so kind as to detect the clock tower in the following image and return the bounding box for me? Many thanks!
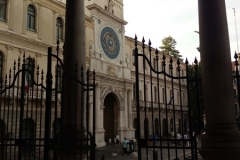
[85,0,134,147]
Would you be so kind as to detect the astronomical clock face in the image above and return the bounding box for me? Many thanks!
[100,27,120,61]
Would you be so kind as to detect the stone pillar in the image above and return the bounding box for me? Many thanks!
[128,89,133,128]
[124,89,128,128]
[95,84,101,129]
[60,0,86,159]
[198,0,240,159]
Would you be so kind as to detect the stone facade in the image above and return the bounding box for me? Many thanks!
[0,0,188,148]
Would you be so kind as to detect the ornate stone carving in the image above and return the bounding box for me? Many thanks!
[107,65,116,77]
[6,45,13,50]
[36,53,41,57]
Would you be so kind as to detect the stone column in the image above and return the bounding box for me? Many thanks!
[124,89,128,128]
[198,0,240,159]
[60,0,86,159]
[128,89,133,128]
[95,84,101,129]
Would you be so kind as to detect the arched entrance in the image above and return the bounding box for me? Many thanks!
[162,118,168,137]
[104,93,118,143]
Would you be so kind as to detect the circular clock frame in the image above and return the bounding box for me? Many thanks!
[100,27,120,60]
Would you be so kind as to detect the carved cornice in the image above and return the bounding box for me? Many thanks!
[47,0,65,8]
[0,28,54,53]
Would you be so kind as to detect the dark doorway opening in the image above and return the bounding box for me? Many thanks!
[104,93,118,143]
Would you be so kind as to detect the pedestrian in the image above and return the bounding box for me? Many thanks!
[116,134,120,145]
[177,133,181,146]
[122,138,127,156]
[183,133,188,146]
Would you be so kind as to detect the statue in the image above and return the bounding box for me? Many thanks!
[89,44,94,56]
[108,0,114,13]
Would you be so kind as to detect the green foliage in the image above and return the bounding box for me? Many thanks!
[187,62,204,132]
[159,36,182,58]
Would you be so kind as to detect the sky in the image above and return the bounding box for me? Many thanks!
[123,0,240,63]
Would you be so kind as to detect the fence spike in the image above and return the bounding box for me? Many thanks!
[185,58,189,65]
[135,35,138,47]
[148,39,151,47]
[23,53,25,64]
[234,51,238,60]
[194,57,198,64]
[13,60,16,71]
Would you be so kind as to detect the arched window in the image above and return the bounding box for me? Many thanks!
[133,83,136,100]
[52,118,61,139]
[139,90,142,100]
[133,118,137,138]
[144,118,149,139]
[25,58,34,87]
[144,83,147,101]
[0,0,7,21]
[155,118,159,135]
[56,65,62,91]
[154,86,157,102]
[177,92,180,105]
[162,88,165,103]
[0,52,3,82]
[153,57,157,70]
[178,119,182,133]
[27,5,36,31]
[132,49,135,66]
[22,118,34,139]
[170,118,174,132]
[56,17,63,41]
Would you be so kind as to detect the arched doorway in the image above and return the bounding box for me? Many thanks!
[133,118,137,138]
[162,118,168,137]
[21,118,35,158]
[104,93,118,143]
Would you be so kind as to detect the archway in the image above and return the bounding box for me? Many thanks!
[162,118,168,137]
[104,93,118,143]
[21,118,35,158]
[133,118,137,138]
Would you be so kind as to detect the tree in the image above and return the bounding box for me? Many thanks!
[187,60,204,133]
[159,36,182,58]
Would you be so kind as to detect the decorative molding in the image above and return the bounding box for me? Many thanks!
[6,45,13,50]
[19,48,25,54]
[36,53,41,57]
[0,28,53,53]
[86,4,128,25]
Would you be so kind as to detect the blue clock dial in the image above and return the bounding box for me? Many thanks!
[100,27,120,59]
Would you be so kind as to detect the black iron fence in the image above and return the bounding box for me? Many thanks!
[134,36,203,160]
[0,43,96,160]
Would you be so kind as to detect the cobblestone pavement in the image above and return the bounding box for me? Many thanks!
[95,144,137,160]
[95,141,202,160]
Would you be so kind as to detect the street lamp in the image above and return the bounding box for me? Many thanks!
[194,31,200,52]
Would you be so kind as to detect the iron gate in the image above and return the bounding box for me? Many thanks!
[0,43,96,160]
[134,36,203,160]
